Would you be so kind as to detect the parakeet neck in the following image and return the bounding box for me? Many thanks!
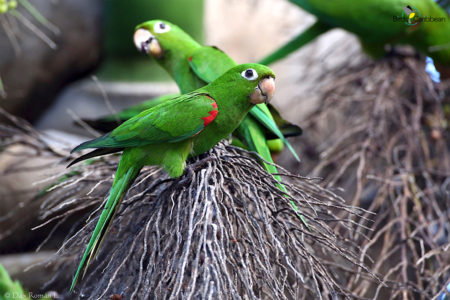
[158,39,205,94]
[206,81,254,131]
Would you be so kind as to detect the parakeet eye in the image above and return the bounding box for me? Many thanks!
[154,21,171,34]
[241,68,258,80]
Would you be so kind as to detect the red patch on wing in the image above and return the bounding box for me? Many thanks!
[201,101,218,126]
[188,56,193,62]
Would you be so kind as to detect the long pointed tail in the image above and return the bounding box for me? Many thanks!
[70,158,141,292]
[258,20,332,65]
[249,104,300,162]
[238,119,309,229]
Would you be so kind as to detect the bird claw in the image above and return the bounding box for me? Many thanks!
[178,156,216,186]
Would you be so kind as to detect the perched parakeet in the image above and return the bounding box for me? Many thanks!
[259,0,450,68]
[69,63,276,291]
[86,20,301,160]
[83,23,303,162]
[132,19,301,187]
[134,19,310,232]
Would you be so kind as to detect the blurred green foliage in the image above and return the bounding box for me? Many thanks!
[0,264,26,300]
[99,0,204,82]
[0,0,17,14]
[0,264,52,300]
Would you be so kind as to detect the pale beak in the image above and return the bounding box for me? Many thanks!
[250,77,275,104]
[133,28,163,58]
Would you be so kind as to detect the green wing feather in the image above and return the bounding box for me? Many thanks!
[67,148,122,168]
[105,93,179,121]
[189,46,236,83]
[82,93,180,132]
[72,93,217,152]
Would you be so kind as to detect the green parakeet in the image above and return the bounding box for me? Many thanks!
[132,19,300,185]
[259,0,450,68]
[69,63,276,291]
[134,19,310,234]
[83,21,303,163]
[86,20,301,161]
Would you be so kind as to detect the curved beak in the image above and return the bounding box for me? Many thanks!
[250,77,275,105]
[133,28,163,58]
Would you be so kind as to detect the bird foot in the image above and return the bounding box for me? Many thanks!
[178,156,216,185]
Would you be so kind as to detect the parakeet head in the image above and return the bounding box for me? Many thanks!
[133,19,198,60]
[211,63,276,105]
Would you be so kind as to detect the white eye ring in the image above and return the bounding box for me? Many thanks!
[241,68,258,80]
[154,21,171,34]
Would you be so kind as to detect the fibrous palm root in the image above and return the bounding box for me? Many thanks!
[43,141,377,300]
[294,55,449,299]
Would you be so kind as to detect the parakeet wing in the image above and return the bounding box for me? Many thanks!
[189,46,236,83]
[80,93,180,133]
[102,93,179,122]
[72,93,218,152]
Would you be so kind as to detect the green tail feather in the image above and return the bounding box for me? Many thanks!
[241,120,309,230]
[249,105,301,162]
[242,119,279,176]
[256,20,330,229]
[278,182,310,230]
[70,162,141,292]
[258,20,332,65]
